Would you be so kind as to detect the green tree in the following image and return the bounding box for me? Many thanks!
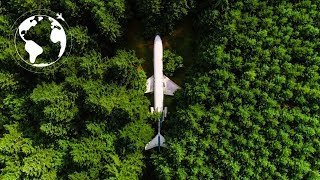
[163,50,183,76]
[135,0,195,37]
[0,1,153,179]
[157,0,320,179]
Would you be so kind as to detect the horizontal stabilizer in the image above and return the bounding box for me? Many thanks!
[145,75,154,93]
[163,75,181,96]
[145,133,166,150]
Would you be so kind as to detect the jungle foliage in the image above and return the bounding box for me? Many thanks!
[163,50,183,76]
[0,0,319,179]
[135,0,195,37]
[157,0,320,179]
[0,0,153,179]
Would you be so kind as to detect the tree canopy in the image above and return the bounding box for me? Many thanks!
[157,0,320,179]
[0,0,319,179]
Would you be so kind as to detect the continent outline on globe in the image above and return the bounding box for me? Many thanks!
[15,13,67,67]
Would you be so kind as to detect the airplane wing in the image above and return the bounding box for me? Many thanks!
[163,75,181,96]
[145,133,166,150]
[145,75,154,93]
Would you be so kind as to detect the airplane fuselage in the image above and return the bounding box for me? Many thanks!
[153,35,164,113]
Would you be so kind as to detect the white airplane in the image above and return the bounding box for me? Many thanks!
[145,35,181,151]
[56,13,65,22]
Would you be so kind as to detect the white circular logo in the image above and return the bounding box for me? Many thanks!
[10,9,72,72]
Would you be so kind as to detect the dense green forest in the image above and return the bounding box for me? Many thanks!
[0,0,319,179]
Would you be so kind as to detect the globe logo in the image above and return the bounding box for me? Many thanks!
[10,10,71,72]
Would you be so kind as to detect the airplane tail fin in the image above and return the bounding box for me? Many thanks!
[145,133,166,150]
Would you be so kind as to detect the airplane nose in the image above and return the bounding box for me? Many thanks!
[155,35,161,42]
